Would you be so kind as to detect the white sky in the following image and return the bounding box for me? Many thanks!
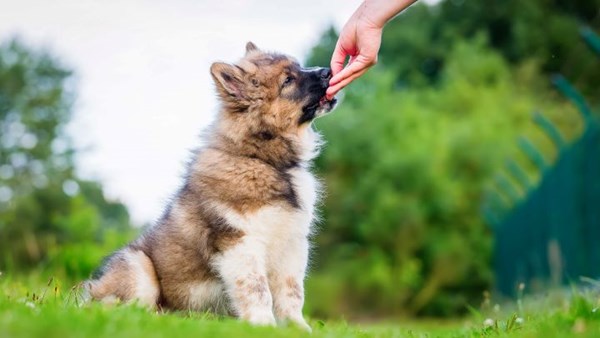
[1,0,429,225]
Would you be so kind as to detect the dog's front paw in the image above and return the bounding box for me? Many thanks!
[293,318,312,333]
[245,310,277,327]
[279,316,312,332]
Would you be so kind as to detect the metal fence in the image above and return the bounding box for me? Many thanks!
[483,27,600,296]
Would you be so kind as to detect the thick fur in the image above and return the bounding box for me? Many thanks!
[84,42,336,330]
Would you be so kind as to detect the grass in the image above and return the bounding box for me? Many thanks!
[1,273,600,338]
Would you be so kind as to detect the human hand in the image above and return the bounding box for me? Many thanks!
[326,0,417,99]
[326,7,383,99]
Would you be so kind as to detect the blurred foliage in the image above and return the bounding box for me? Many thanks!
[0,40,135,278]
[308,0,600,101]
[305,0,592,318]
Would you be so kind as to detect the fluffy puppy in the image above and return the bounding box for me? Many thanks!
[85,42,337,330]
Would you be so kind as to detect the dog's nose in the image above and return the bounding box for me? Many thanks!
[318,68,332,88]
[319,68,332,80]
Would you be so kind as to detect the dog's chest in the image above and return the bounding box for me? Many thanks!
[218,166,318,241]
[288,166,319,219]
[261,166,317,236]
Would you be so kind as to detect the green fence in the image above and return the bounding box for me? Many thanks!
[483,27,600,296]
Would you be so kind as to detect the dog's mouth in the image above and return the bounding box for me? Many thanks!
[319,96,337,111]
[299,95,337,125]
[306,95,337,114]
[299,95,336,125]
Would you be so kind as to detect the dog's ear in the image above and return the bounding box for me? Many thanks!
[245,41,258,55]
[211,62,246,98]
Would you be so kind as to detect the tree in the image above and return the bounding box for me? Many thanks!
[0,39,133,274]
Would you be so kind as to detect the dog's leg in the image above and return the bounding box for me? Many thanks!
[85,248,160,308]
[269,236,311,331]
[213,235,276,326]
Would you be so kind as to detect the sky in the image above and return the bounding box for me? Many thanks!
[1,0,427,225]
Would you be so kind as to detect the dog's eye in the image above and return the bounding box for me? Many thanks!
[282,76,295,87]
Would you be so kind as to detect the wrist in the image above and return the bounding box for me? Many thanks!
[362,0,416,28]
[360,1,387,29]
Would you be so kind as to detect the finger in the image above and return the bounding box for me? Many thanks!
[326,67,369,98]
[330,53,372,85]
[325,89,337,100]
[329,58,370,86]
[332,67,368,93]
[330,43,349,77]
[348,54,357,65]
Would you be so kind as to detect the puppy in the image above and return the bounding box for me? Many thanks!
[85,42,337,330]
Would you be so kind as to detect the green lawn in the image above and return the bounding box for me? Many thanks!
[1,275,599,338]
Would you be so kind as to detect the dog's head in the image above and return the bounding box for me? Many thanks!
[210,42,337,133]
